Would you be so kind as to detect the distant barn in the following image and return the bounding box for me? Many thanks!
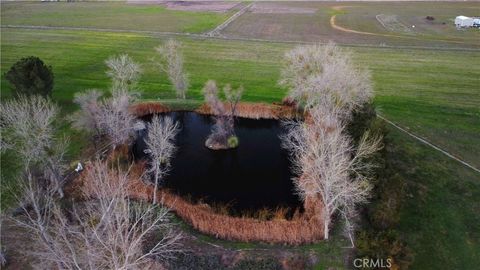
[455,16,474,28]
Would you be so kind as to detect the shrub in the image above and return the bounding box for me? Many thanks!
[356,230,414,270]
[227,136,239,148]
[347,102,377,144]
[368,174,405,229]
[354,118,413,269]
[5,56,54,97]
[167,252,224,270]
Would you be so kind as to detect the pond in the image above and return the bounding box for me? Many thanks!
[132,112,302,214]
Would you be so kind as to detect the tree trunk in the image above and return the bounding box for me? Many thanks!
[324,219,329,240]
[153,174,158,205]
[47,158,64,198]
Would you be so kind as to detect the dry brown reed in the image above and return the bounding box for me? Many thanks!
[130,101,298,120]
[196,102,298,120]
[71,160,325,245]
[154,191,323,245]
[129,102,171,117]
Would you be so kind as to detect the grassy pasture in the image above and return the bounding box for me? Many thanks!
[1,28,478,168]
[383,128,480,270]
[1,1,232,33]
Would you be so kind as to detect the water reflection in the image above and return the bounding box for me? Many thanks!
[132,112,302,214]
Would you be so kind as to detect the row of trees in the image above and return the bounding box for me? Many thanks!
[4,39,238,152]
[1,51,184,268]
[4,39,189,100]
[280,43,382,244]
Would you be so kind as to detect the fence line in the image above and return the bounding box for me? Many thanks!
[378,115,480,174]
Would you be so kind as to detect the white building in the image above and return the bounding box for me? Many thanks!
[455,16,474,28]
[474,18,480,27]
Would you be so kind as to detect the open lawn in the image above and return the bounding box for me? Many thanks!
[1,28,478,168]
[382,128,480,270]
[1,1,479,269]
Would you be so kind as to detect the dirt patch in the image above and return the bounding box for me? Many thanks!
[128,1,241,13]
[330,5,470,45]
[1,217,56,269]
[250,2,317,14]
[164,1,240,13]
[376,14,414,34]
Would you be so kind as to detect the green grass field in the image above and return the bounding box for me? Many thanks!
[1,28,478,168]
[1,2,479,269]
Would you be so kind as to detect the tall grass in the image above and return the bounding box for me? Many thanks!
[130,102,171,117]
[196,102,298,120]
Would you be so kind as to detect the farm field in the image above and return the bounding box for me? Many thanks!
[1,28,478,169]
[222,1,480,48]
[1,1,479,270]
[334,2,480,41]
[1,1,236,33]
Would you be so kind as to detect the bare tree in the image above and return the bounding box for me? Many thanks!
[155,39,189,99]
[144,116,180,204]
[1,95,69,197]
[282,105,382,241]
[203,80,225,116]
[223,83,243,136]
[71,89,103,149]
[12,160,183,269]
[72,75,138,151]
[203,80,228,149]
[42,136,70,198]
[105,54,142,92]
[71,89,136,151]
[202,80,243,149]
[1,95,58,169]
[98,90,137,150]
[279,42,372,118]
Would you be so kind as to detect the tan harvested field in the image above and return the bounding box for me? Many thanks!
[250,2,317,14]
[221,1,480,48]
[128,0,242,13]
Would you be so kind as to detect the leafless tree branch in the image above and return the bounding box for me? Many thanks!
[280,42,373,119]
[11,160,183,269]
[1,95,69,197]
[144,116,180,204]
[202,80,243,149]
[105,54,142,93]
[155,39,189,99]
[282,105,382,240]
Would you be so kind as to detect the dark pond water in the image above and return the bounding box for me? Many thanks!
[132,112,302,214]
